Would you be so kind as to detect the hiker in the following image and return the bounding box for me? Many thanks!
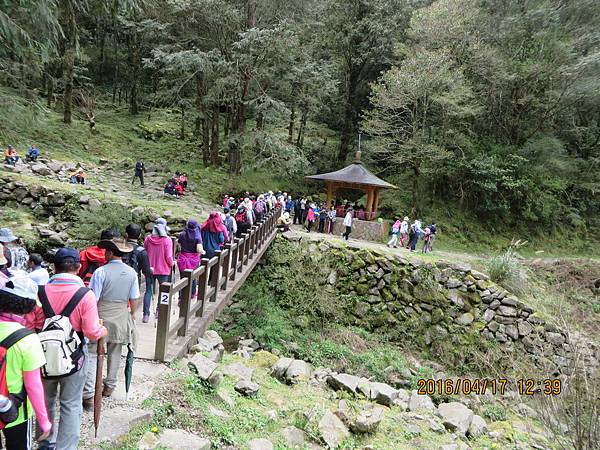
[299,197,307,224]
[399,216,409,248]
[69,168,86,185]
[423,221,437,253]
[3,145,19,166]
[387,218,402,248]
[342,207,354,240]
[222,208,237,242]
[327,206,337,234]
[408,219,423,252]
[201,212,227,259]
[277,212,292,232]
[164,178,178,197]
[235,204,252,238]
[27,253,49,286]
[132,159,146,187]
[123,224,153,289]
[285,197,293,215]
[293,197,301,225]
[0,228,29,271]
[26,145,39,162]
[85,237,139,399]
[79,228,119,287]
[306,204,316,232]
[26,248,107,449]
[318,207,328,233]
[0,274,52,448]
[143,218,174,323]
[253,194,267,223]
[179,173,188,190]
[177,220,203,299]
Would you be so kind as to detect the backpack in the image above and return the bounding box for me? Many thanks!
[235,208,249,225]
[0,328,33,429]
[123,245,145,275]
[37,286,88,379]
[254,201,265,215]
[223,215,235,234]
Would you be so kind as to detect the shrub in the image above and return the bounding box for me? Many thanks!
[487,245,529,295]
[70,203,132,246]
[483,404,507,422]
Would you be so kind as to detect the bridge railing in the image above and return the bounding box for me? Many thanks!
[154,207,280,360]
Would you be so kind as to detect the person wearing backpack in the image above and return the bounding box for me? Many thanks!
[387,218,402,248]
[132,159,146,187]
[78,228,120,287]
[143,218,174,322]
[235,204,251,238]
[222,208,237,242]
[0,273,51,449]
[85,237,139,400]
[123,224,153,285]
[25,248,107,450]
[253,195,267,223]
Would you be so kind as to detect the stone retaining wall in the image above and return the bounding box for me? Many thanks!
[279,234,599,374]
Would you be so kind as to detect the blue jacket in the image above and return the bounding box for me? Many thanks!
[27,146,39,157]
[201,230,224,259]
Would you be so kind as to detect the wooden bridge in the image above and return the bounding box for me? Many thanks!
[136,207,281,361]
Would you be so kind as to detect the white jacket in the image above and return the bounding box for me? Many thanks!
[343,212,353,227]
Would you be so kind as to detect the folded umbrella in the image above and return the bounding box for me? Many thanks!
[124,344,134,401]
[94,337,106,438]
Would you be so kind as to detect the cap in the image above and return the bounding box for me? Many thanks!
[1,273,39,301]
[54,248,80,264]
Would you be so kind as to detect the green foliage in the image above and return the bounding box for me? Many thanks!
[482,404,508,422]
[70,203,132,246]
[487,247,529,296]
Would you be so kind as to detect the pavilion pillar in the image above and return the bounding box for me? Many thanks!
[373,188,381,219]
[326,182,334,208]
[366,187,375,219]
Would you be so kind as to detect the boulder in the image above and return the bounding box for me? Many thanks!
[280,426,307,448]
[222,362,253,381]
[78,195,90,204]
[319,410,349,448]
[158,429,211,450]
[408,391,436,412]
[370,382,399,406]
[327,373,360,394]
[467,414,487,437]
[131,206,146,217]
[271,357,294,381]
[350,406,385,434]
[239,338,260,351]
[235,379,260,396]
[203,330,224,347]
[285,360,312,384]
[47,233,65,246]
[88,198,102,210]
[248,438,273,450]
[187,354,217,381]
[138,431,160,450]
[437,402,474,435]
[47,162,63,173]
[455,313,474,325]
[31,163,53,176]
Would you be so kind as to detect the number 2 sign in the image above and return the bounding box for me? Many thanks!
[160,292,170,305]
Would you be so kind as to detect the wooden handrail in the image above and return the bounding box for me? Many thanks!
[154,206,281,360]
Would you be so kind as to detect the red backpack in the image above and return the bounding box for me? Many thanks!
[235,208,249,225]
[0,328,33,428]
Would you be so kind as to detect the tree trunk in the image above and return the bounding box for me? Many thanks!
[202,117,210,166]
[130,82,138,115]
[180,104,185,139]
[296,107,308,149]
[223,107,230,137]
[211,105,220,166]
[337,71,359,165]
[288,106,295,143]
[46,75,54,108]
[62,2,77,124]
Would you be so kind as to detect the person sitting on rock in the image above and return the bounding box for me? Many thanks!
[69,168,86,184]
[163,178,179,197]
[4,145,19,166]
[25,145,39,162]
[276,212,292,232]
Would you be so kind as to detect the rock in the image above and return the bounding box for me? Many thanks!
[455,312,474,325]
[207,370,223,388]
[222,362,253,381]
[497,305,517,317]
[47,233,65,246]
[351,406,385,433]
[31,163,53,176]
[239,338,260,351]
[437,402,474,435]
[131,206,145,217]
[546,332,565,346]
[517,402,539,419]
[88,198,101,210]
[203,330,224,347]
[280,426,307,448]
[483,309,495,323]
[46,162,63,173]
[216,388,235,408]
[405,423,421,435]
[327,373,360,394]
[248,438,273,450]
[429,418,445,433]
[158,429,211,450]
[319,410,350,448]
[370,382,399,406]
[467,414,487,437]
[234,379,260,396]
[393,388,410,410]
[285,360,312,384]
[93,407,153,443]
[408,391,436,411]
[187,353,217,381]
[505,324,519,340]
[271,357,294,381]
[138,431,160,450]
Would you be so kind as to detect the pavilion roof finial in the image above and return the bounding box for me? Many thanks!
[355,132,362,163]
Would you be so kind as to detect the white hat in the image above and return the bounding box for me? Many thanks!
[1,273,39,301]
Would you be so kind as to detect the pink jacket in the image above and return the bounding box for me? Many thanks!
[144,235,173,276]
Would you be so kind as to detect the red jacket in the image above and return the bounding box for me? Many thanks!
[78,246,106,286]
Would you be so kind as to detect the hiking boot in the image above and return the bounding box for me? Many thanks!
[102,386,114,397]
[142,314,150,323]
[82,396,94,411]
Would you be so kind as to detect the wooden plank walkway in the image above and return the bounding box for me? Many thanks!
[135,208,281,362]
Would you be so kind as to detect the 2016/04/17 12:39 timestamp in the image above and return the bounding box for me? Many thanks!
[417,378,562,396]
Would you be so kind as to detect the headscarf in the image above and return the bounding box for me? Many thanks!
[180,219,201,243]
[153,217,170,237]
[202,211,228,234]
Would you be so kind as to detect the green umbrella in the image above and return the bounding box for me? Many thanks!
[124,344,134,401]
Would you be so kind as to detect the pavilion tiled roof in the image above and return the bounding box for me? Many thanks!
[306,161,397,189]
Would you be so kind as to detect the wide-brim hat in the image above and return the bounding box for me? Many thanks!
[98,237,134,254]
[1,273,40,304]
[0,228,17,243]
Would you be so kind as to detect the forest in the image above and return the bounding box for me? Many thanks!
[1,0,600,236]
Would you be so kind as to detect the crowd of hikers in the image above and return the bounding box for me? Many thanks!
[4,144,41,166]
[387,217,438,253]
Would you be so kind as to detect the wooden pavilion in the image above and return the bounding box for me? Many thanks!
[306,151,396,221]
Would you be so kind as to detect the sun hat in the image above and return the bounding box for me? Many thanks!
[0,228,17,243]
[98,237,134,254]
[404,216,409,221]
[1,273,39,301]
[54,247,80,264]
[153,217,170,237]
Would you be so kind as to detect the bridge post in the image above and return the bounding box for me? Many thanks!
[197,259,210,317]
[222,244,232,290]
[178,269,193,337]
[211,251,223,302]
[154,282,172,361]
[231,239,240,280]
[243,233,251,266]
